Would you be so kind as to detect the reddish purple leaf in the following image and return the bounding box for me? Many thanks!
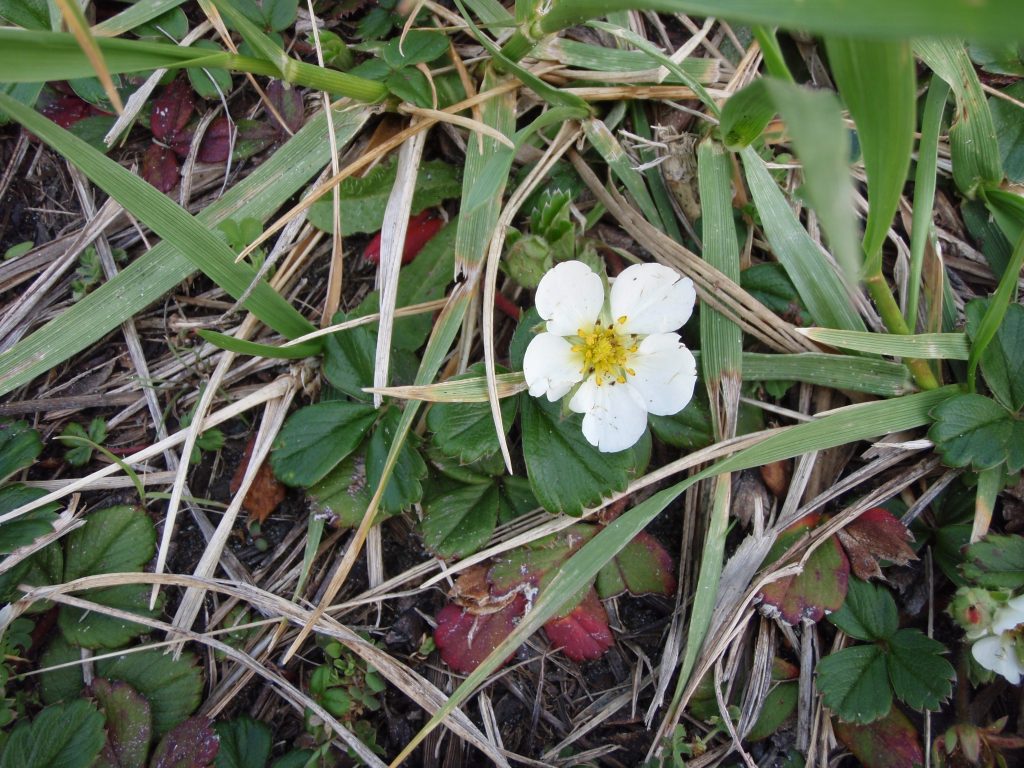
[543,588,613,662]
[267,79,305,135]
[149,716,219,768]
[232,119,278,160]
[198,118,276,163]
[40,94,95,130]
[757,514,850,625]
[834,706,924,768]
[595,530,676,598]
[142,144,180,193]
[197,118,233,163]
[434,594,526,675]
[89,678,152,768]
[837,507,918,581]
[364,210,446,265]
[150,80,194,142]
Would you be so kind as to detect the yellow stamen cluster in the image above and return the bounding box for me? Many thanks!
[571,318,638,386]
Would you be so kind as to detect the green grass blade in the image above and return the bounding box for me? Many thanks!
[739,353,912,395]
[906,75,950,329]
[196,331,322,360]
[825,38,915,272]
[800,328,969,359]
[740,146,865,331]
[584,118,665,232]
[916,40,1003,197]
[539,38,718,82]
[391,386,957,765]
[93,0,188,36]
[966,231,1024,391]
[0,92,314,340]
[0,104,369,396]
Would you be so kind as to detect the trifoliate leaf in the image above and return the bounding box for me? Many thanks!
[816,644,892,724]
[929,393,1024,473]
[0,699,105,768]
[270,402,377,487]
[886,629,954,712]
[828,577,899,642]
[95,650,203,736]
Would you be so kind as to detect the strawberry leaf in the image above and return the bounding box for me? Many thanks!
[816,644,892,724]
[828,577,899,642]
[420,482,500,559]
[929,393,1024,473]
[150,79,194,142]
[596,531,676,598]
[833,705,924,768]
[434,594,526,675]
[758,536,849,625]
[90,679,152,768]
[837,507,917,581]
[426,363,517,463]
[886,629,954,712]
[267,80,304,135]
[270,402,376,488]
[961,533,1024,589]
[543,588,613,662]
[149,716,219,768]
[142,144,179,193]
[967,299,1024,413]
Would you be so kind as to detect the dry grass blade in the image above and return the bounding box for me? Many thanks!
[53,0,125,114]
[366,371,527,402]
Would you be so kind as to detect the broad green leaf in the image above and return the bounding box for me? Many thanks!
[0,420,42,484]
[595,531,676,598]
[966,300,1024,413]
[366,408,427,514]
[90,679,151,768]
[0,91,314,341]
[917,40,1003,197]
[0,700,105,768]
[719,79,774,149]
[990,83,1024,183]
[0,485,58,553]
[420,482,500,559]
[648,391,714,450]
[215,717,272,768]
[929,393,1024,472]
[96,650,203,736]
[886,629,954,712]
[309,452,373,530]
[187,41,233,101]
[828,577,898,642]
[381,30,449,68]
[305,158,461,236]
[520,393,648,516]
[816,644,892,725]
[270,402,376,487]
[59,585,163,649]
[0,102,369,399]
[741,146,864,331]
[746,681,798,742]
[961,534,1024,589]
[64,506,156,580]
[426,364,518,463]
[826,38,914,269]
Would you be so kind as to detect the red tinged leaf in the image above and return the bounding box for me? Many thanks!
[90,678,152,768]
[836,507,918,581]
[434,594,527,675]
[267,79,305,135]
[757,514,850,624]
[40,94,94,130]
[543,588,613,662]
[142,144,180,193]
[197,119,275,163]
[229,434,286,525]
[197,117,233,163]
[487,524,597,595]
[150,79,194,142]
[149,716,219,768]
[834,706,924,768]
[364,210,445,265]
[596,531,676,598]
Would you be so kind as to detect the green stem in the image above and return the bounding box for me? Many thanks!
[865,272,939,390]
[751,26,794,82]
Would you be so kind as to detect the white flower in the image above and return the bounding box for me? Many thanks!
[971,594,1024,684]
[523,260,697,453]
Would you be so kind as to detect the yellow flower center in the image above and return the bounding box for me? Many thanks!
[571,317,638,386]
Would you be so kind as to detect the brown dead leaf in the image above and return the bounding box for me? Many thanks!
[230,435,286,524]
[836,507,917,581]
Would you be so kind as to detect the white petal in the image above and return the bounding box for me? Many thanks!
[992,596,1024,634]
[972,634,1024,685]
[626,333,698,416]
[568,378,648,453]
[523,333,584,401]
[535,260,604,336]
[610,262,695,335]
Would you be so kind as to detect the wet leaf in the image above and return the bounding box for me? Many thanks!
[596,531,676,598]
[150,79,194,142]
[142,144,179,193]
[149,716,219,768]
[267,80,303,135]
[542,588,613,662]
[833,705,924,768]
[90,678,151,768]
[837,508,917,581]
[434,594,526,675]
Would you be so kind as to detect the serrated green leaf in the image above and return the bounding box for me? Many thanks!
[306,158,461,236]
[595,531,676,598]
[828,577,899,642]
[0,699,105,768]
[64,506,156,580]
[0,420,42,484]
[961,533,1024,589]
[420,482,500,559]
[426,365,517,463]
[95,650,203,736]
[270,402,377,487]
[215,716,272,768]
[816,644,892,725]
[929,393,1024,472]
[385,67,432,107]
[58,585,163,649]
[0,485,58,553]
[966,300,1024,413]
[366,407,427,514]
[309,451,374,530]
[886,629,954,712]
[520,393,648,516]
